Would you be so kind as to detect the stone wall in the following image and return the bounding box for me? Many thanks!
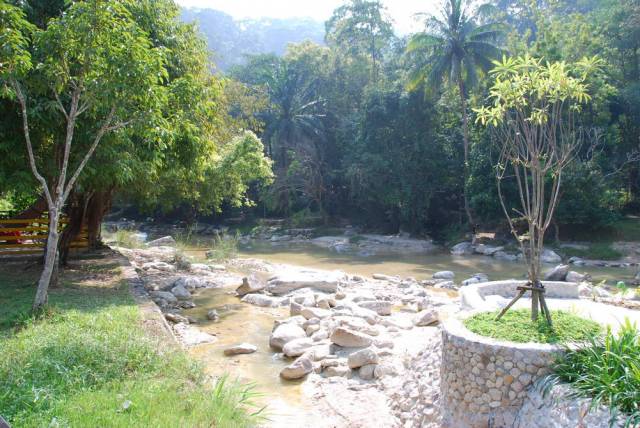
[440,317,561,427]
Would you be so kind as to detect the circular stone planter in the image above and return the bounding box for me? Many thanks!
[460,280,580,311]
[440,316,563,428]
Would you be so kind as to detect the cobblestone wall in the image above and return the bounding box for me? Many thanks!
[440,317,560,427]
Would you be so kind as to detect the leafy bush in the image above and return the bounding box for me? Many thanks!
[464,309,602,344]
[541,320,640,426]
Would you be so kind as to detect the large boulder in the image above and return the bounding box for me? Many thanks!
[474,244,504,256]
[301,307,332,319]
[544,264,570,281]
[413,309,438,326]
[451,242,474,256]
[236,277,265,297]
[433,271,455,280]
[280,355,313,380]
[224,343,257,356]
[150,290,178,305]
[356,300,392,316]
[269,323,307,350]
[347,348,378,369]
[171,284,192,300]
[493,251,518,262]
[330,327,373,348]
[541,248,562,263]
[147,236,176,247]
[266,268,346,295]
[241,294,282,308]
[282,338,315,357]
[173,276,205,291]
[566,271,589,283]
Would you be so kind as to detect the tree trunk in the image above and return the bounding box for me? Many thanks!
[33,207,60,311]
[87,190,112,249]
[458,79,474,229]
[59,192,87,266]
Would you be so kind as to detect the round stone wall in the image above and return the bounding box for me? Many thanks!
[440,317,562,427]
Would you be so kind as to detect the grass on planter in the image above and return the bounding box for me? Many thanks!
[464,309,602,344]
[0,261,263,427]
[541,320,640,426]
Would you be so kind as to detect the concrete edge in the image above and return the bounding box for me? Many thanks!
[112,250,180,348]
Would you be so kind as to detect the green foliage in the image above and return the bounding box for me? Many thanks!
[0,263,262,426]
[464,309,602,344]
[541,321,640,426]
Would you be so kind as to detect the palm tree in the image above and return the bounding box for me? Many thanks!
[406,0,503,228]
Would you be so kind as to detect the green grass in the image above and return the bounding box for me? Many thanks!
[0,261,263,427]
[541,320,640,426]
[464,309,602,344]
[561,243,623,261]
[111,230,145,249]
[205,234,239,261]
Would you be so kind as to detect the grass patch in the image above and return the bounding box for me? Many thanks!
[464,309,602,344]
[111,230,144,249]
[541,320,640,426]
[0,261,262,427]
[561,243,623,261]
[205,234,239,261]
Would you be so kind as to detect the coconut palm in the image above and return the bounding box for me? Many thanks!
[406,0,503,228]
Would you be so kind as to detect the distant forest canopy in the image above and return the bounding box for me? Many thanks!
[1,0,639,243]
[180,8,325,71]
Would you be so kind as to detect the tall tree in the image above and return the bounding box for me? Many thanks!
[1,0,166,310]
[475,55,603,323]
[325,0,394,82]
[406,0,503,228]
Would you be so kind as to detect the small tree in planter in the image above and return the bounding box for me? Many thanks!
[474,55,603,324]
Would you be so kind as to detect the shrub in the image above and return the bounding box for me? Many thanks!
[541,320,640,426]
[112,230,144,249]
[206,233,239,261]
[464,309,602,344]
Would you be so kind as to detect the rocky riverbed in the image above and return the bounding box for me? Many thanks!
[113,232,638,427]
[115,238,457,427]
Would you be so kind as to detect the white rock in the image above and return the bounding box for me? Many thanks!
[282,338,315,357]
[224,343,257,356]
[372,273,400,282]
[173,323,216,346]
[566,271,588,283]
[241,293,281,307]
[359,363,377,380]
[433,271,455,280]
[173,276,204,291]
[266,269,346,295]
[357,300,392,316]
[206,309,219,321]
[474,244,503,256]
[348,348,379,369]
[330,327,373,348]
[493,251,518,261]
[270,323,307,350]
[323,365,351,377]
[301,307,332,319]
[236,277,266,296]
[414,309,438,326]
[280,356,313,380]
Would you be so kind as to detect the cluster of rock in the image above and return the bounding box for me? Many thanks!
[115,237,245,346]
[451,241,563,264]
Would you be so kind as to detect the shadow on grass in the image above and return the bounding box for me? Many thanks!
[0,257,133,334]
